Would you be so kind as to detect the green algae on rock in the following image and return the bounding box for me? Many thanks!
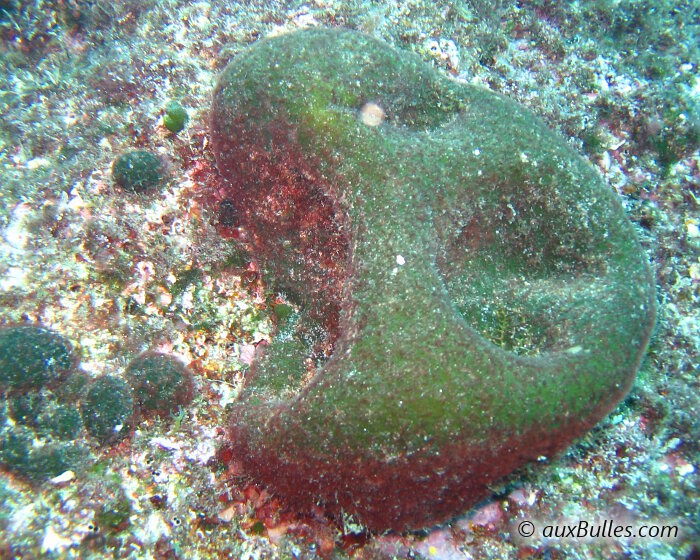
[163,100,189,133]
[81,375,135,444]
[112,150,164,192]
[124,352,195,418]
[0,326,95,480]
[0,426,89,481]
[0,325,76,392]
[210,28,656,531]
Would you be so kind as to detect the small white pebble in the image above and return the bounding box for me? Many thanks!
[1,267,28,290]
[180,289,194,312]
[293,12,319,28]
[67,190,87,210]
[151,437,182,452]
[41,526,73,554]
[141,513,170,545]
[218,506,236,522]
[3,202,31,250]
[26,157,51,170]
[360,102,386,127]
[688,262,700,281]
[49,470,75,485]
[396,255,405,266]
[158,291,173,307]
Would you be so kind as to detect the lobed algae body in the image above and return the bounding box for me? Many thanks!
[211,29,656,531]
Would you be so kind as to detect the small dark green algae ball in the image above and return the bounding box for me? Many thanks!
[163,100,188,133]
[124,352,194,418]
[8,392,83,439]
[7,391,46,427]
[0,325,76,392]
[37,402,84,440]
[112,150,164,192]
[0,426,90,480]
[81,375,135,444]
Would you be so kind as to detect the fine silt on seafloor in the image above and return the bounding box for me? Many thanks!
[210,28,656,531]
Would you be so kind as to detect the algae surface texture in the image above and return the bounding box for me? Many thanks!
[211,28,656,531]
[0,325,75,391]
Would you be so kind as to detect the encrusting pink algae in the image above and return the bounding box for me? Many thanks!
[211,28,656,531]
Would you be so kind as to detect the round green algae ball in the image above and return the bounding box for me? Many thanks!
[112,150,164,192]
[28,441,89,480]
[81,375,135,444]
[8,392,83,440]
[38,402,84,440]
[0,425,89,481]
[0,325,75,392]
[163,100,188,133]
[0,427,32,472]
[124,352,194,418]
[7,391,46,427]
